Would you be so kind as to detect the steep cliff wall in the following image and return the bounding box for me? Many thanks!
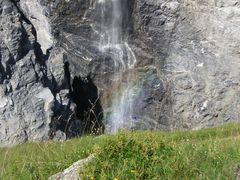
[132,0,240,129]
[0,0,239,146]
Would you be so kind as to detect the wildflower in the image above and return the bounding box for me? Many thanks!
[131,170,136,173]
[90,176,94,180]
[114,178,118,180]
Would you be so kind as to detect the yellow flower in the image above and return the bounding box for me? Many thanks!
[131,170,136,173]
[114,178,118,180]
[90,177,94,180]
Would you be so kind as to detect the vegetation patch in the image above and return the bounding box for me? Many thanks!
[1,124,240,179]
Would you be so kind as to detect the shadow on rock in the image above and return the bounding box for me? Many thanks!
[49,62,104,140]
[71,75,104,135]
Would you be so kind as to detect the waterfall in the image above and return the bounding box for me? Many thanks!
[97,0,137,133]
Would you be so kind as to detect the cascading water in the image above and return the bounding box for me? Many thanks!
[97,0,138,133]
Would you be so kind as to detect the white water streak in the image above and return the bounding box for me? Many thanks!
[97,0,137,133]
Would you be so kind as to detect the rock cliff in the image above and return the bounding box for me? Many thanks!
[0,0,239,146]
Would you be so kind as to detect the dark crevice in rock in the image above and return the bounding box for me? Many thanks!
[0,41,16,83]
[10,0,37,37]
[64,61,72,94]
[20,23,34,59]
[44,46,53,61]
[0,62,6,83]
[49,62,104,139]
[49,101,74,139]
[122,0,135,37]
[71,74,104,135]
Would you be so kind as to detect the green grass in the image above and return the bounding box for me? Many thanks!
[1,124,240,179]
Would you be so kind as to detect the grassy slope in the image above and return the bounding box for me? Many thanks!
[1,124,240,179]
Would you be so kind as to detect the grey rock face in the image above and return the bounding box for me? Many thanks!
[19,0,53,53]
[0,0,240,146]
[0,0,53,146]
[133,0,240,129]
[0,0,70,146]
